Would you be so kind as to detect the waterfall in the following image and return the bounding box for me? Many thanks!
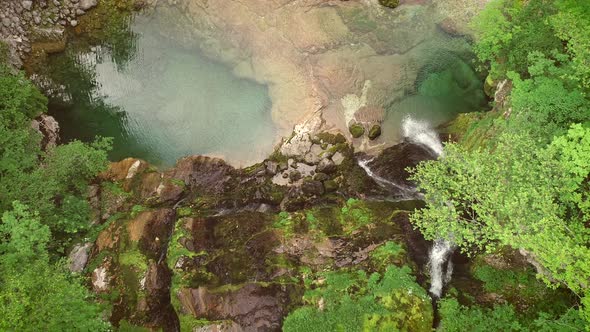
[357,158,415,196]
[428,239,455,298]
[400,116,454,298]
[401,116,444,157]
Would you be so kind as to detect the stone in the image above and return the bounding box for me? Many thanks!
[178,283,298,331]
[92,265,110,292]
[379,0,400,8]
[68,242,93,273]
[22,1,33,11]
[288,170,302,182]
[332,152,345,166]
[368,124,382,140]
[70,20,78,27]
[30,114,60,150]
[324,179,338,192]
[301,179,324,196]
[316,158,336,174]
[79,0,97,11]
[313,172,329,182]
[265,161,279,175]
[349,123,365,138]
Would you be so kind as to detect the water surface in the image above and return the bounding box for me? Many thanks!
[47,13,276,167]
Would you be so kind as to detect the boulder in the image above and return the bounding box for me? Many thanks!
[178,283,300,332]
[368,124,382,140]
[68,242,93,273]
[79,0,97,11]
[30,114,59,150]
[316,158,336,174]
[348,123,365,138]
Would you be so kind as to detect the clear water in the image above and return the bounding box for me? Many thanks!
[46,14,276,167]
[381,32,487,143]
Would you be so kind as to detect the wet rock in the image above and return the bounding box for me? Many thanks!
[69,242,93,273]
[366,140,436,188]
[301,179,324,196]
[127,209,176,260]
[316,158,336,174]
[167,156,234,195]
[178,283,300,332]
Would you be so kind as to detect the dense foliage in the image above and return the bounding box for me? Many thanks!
[283,265,432,332]
[411,0,590,327]
[0,52,111,329]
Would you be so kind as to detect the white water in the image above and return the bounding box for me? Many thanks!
[428,238,455,298]
[401,116,444,157]
[400,116,454,298]
[357,158,415,196]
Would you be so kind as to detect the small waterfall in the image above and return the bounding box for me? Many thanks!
[400,116,455,298]
[428,239,455,298]
[401,116,444,157]
[357,158,415,196]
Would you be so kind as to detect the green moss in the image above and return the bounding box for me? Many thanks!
[368,124,382,140]
[119,249,148,271]
[316,132,347,145]
[129,205,147,218]
[378,0,400,8]
[349,123,365,138]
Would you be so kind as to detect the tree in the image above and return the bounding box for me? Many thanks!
[410,125,590,323]
[0,202,109,331]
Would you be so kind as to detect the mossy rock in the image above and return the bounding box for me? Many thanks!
[368,124,382,140]
[378,0,400,8]
[349,123,365,138]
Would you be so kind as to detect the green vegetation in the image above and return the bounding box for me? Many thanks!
[411,0,590,328]
[0,47,111,329]
[0,203,109,331]
[283,265,432,332]
[438,298,584,332]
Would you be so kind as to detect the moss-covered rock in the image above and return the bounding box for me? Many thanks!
[348,123,365,138]
[368,124,382,140]
[378,0,400,9]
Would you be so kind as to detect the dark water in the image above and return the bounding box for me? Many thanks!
[46,13,276,168]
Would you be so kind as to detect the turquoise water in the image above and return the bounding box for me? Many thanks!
[381,31,487,141]
[47,14,276,167]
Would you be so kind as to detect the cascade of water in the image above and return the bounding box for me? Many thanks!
[401,116,444,157]
[428,238,455,298]
[357,158,415,195]
[400,116,455,298]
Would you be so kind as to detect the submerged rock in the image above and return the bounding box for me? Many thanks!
[368,124,382,140]
[348,123,365,138]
